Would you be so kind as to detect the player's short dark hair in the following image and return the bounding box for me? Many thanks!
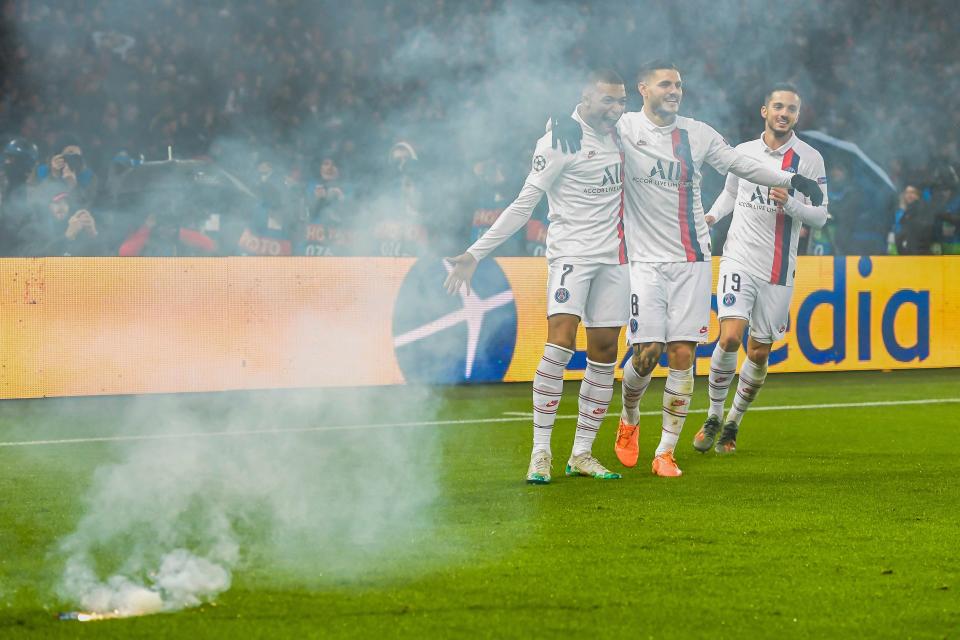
[637,60,680,83]
[586,68,625,88]
[765,82,802,104]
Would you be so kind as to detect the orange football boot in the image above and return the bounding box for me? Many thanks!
[614,418,639,467]
[651,451,683,477]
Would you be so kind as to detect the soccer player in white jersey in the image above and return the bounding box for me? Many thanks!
[552,60,823,477]
[445,69,630,484]
[693,83,828,454]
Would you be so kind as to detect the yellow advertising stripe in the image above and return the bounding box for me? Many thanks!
[1,256,957,398]
[0,258,412,398]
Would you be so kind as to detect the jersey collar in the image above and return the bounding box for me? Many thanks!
[638,109,678,134]
[760,130,797,156]
[572,105,608,138]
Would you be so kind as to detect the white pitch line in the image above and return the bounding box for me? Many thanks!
[0,397,957,449]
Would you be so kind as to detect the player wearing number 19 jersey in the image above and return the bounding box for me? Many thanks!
[694,83,829,455]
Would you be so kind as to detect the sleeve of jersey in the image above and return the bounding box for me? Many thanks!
[466,182,544,261]
[523,137,569,192]
[784,153,829,229]
[703,125,793,188]
[707,172,739,221]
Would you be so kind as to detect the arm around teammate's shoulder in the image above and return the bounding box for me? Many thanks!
[699,122,795,190]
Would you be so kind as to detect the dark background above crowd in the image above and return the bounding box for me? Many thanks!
[0,0,957,257]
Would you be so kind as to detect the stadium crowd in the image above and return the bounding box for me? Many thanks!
[0,0,957,257]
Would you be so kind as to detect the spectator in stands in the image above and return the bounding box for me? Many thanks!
[889,184,921,254]
[368,141,427,256]
[304,157,347,220]
[37,139,100,208]
[0,138,41,255]
[209,154,300,256]
[892,164,960,255]
[828,163,868,255]
[40,191,105,255]
[296,159,353,256]
[118,212,216,256]
[930,164,960,255]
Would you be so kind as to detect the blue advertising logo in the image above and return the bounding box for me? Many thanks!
[392,258,517,383]
[695,256,930,368]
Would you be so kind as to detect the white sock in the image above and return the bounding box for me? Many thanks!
[572,359,616,457]
[708,346,739,419]
[532,343,574,454]
[725,357,767,426]
[656,366,693,456]
[620,361,652,425]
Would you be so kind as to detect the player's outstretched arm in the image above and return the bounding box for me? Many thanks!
[550,114,583,154]
[444,183,545,295]
[702,125,822,200]
[727,151,824,206]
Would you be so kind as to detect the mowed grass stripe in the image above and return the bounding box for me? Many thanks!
[0,396,957,449]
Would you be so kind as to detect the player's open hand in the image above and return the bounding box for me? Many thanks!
[790,174,824,207]
[444,253,479,296]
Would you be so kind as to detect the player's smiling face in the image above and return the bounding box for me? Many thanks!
[582,82,627,130]
[762,91,801,136]
[639,69,682,121]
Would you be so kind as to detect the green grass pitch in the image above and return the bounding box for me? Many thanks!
[1,369,958,639]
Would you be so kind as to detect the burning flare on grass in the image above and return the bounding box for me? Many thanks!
[59,546,234,618]
[60,611,127,622]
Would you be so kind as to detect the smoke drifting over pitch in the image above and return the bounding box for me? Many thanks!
[55,387,440,616]
[1,0,954,617]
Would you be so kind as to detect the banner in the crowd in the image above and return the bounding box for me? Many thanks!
[0,256,955,399]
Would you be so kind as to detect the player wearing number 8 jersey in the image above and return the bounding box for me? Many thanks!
[694,83,829,455]
[445,69,631,484]
[554,61,825,477]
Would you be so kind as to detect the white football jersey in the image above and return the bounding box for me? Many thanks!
[720,133,828,286]
[525,108,626,264]
[616,110,794,263]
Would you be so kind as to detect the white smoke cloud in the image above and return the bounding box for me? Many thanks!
[54,385,440,616]
[48,280,442,616]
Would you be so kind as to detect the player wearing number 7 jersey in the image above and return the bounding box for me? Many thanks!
[445,69,631,485]
[553,61,824,477]
[694,83,829,454]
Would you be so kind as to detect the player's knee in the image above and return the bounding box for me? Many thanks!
[718,333,742,352]
[546,315,579,351]
[667,343,694,370]
[588,342,618,364]
[747,343,772,366]
[632,343,661,375]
